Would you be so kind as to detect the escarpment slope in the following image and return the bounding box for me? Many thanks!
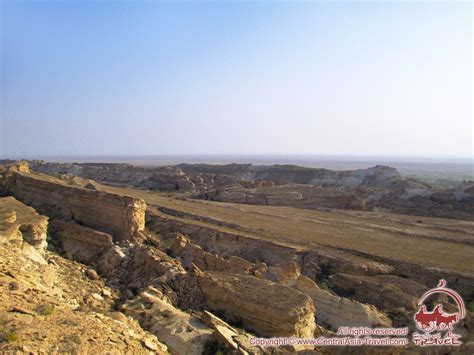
[1,165,145,241]
[101,178,474,340]
[21,160,474,220]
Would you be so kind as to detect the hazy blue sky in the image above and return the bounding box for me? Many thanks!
[1,1,472,159]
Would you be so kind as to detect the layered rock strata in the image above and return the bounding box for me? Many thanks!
[2,167,145,241]
[171,235,392,329]
[199,272,316,338]
[294,275,391,328]
[52,220,114,264]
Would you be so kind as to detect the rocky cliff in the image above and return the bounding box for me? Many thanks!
[1,167,145,241]
[200,272,317,338]
[169,234,392,330]
[22,160,473,220]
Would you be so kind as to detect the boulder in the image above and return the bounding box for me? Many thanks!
[199,272,316,338]
[125,245,186,292]
[169,234,187,257]
[172,236,254,275]
[97,245,126,276]
[265,261,301,284]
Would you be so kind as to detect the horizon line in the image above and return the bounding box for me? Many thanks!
[1,153,472,163]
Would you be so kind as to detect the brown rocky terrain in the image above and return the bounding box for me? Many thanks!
[10,159,472,220]
[0,161,473,353]
[0,196,167,353]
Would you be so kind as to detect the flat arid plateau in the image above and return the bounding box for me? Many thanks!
[102,183,474,275]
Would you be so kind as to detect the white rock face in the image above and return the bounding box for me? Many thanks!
[3,167,146,241]
[122,286,213,355]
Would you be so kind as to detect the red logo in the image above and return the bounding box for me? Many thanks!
[412,279,465,346]
[415,304,458,332]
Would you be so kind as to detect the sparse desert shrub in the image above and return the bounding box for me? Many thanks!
[0,330,19,343]
[317,262,331,281]
[39,304,54,316]
[202,339,227,355]
[7,331,19,343]
[320,281,330,291]
[468,301,474,313]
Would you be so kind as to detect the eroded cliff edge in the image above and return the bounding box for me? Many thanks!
[1,162,145,241]
[19,159,474,220]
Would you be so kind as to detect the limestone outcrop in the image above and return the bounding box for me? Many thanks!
[122,286,213,355]
[124,245,186,292]
[0,197,168,354]
[52,220,113,264]
[330,273,429,312]
[199,272,316,338]
[1,166,145,240]
[116,239,318,341]
[19,160,474,219]
[177,163,414,189]
[27,160,242,193]
[301,250,395,277]
[148,213,297,266]
[169,235,394,330]
[171,234,253,275]
[0,196,48,255]
[200,184,365,210]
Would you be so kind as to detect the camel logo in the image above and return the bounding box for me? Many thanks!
[412,279,465,346]
[415,304,458,332]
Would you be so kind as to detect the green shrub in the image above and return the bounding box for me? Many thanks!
[467,301,474,313]
[320,281,330,291]
[7,331,18,343]
[39,304,54,316]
